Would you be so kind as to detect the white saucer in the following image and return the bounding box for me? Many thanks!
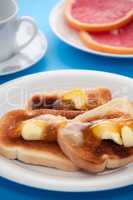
[0,23,47,76]
[50,0,133,58]
[0,70,133,192]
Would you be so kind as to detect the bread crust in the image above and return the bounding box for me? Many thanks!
[28,108,84,120]
[0,110,78,171]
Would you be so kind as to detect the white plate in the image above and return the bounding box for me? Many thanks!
[50,0,133,58]
[0,23,47,76]
[0,70,133,192]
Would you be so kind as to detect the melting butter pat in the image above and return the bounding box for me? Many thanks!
[21,120,46,140]
[63,88,88,109]
[92,121,122,145]
[121,126,133,147]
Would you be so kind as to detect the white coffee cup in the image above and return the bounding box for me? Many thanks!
[0,0,38,62]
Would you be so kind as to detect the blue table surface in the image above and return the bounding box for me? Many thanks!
[0,0,133,199]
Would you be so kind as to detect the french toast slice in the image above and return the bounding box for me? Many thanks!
[27,88,112,119]
[0,110,78,171]
[58,98,133,173]
[58,121,133,173]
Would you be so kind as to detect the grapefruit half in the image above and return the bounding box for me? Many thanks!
[65,0,133,32]
[80,21,133,54]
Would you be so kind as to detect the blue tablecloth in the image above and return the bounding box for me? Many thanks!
[0,0,133,198]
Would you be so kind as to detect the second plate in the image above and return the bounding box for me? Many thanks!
[49,0,133,58]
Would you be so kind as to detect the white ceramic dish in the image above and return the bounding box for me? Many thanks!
[0,23,47,76]
[0,70,133,192]
[49,0,133,58]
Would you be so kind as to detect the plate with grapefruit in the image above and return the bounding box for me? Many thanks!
[50,0,133,57]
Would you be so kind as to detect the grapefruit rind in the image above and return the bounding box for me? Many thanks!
[80,31,133,55]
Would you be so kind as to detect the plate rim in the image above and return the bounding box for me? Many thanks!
[49,0,133,59]
[0,69,132,88]
[0,69,133,192]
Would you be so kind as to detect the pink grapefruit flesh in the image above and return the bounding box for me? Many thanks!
[65,0,133,31]
[71,0,133,24]
[80,21,133,54]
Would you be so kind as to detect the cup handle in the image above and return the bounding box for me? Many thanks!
[15,16,38,53]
